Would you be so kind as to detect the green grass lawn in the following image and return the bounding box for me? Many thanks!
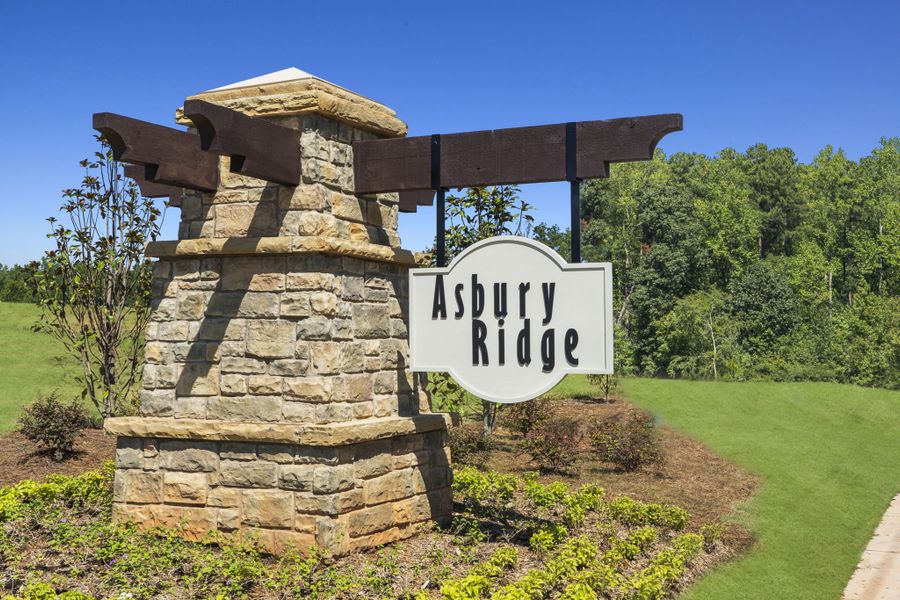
[0,302,82,431]
[554,375,900,600]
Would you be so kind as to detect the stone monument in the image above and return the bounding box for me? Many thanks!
[104,68,453,555]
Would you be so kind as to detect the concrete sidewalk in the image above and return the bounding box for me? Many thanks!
[842,494,900,599]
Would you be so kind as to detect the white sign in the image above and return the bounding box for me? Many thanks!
[409,236,613,404]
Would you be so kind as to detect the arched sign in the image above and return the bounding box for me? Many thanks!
[409,237,613,403]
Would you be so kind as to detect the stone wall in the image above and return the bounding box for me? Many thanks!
[105,74,452,555]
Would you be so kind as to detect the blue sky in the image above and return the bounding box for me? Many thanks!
[0,0,897,264]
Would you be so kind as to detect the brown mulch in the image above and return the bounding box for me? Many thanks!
[0,428,117,487]
[485,397,759,551]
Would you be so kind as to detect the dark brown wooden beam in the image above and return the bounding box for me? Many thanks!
[93,113,219,192]
[352,114,682,205]
[182,99,301,186]
[123,165,183,207]
[398,190,435,212]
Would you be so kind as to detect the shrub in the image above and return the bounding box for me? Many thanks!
[17,393,91,460]
[523,416,583,474]
[589,409,662,472]
[449,424,495,467]
[502,398,552,436]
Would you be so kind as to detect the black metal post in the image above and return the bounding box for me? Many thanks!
[565,122,581,263]
[436,188,446,267]
[570,180,581,263]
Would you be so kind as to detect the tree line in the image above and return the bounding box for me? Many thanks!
[534,139,899,389]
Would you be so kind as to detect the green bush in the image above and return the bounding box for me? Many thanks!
[17,393,91,461]
[606,497,688,530]
[448,424,495,468]
[589,409,663,472]
[502,398,552,436]
[523,416,583,474]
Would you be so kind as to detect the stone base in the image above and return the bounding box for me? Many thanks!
[111,427,452,555]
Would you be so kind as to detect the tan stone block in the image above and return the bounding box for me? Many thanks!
[144,342,165,364]
[220,357,267,374]
[294,513,317,533]
[210,189,249,203]
[158,321,190,342]
[362,469,414,506]
[142,364,178,389]
[176,364,220,396]
[163,472,208,505]
[339,343,366,374]
[220,374,247,395]
[207,396,281,422]
[221,443,257,461]
[247,321,295,359]
[217,507,241,531]
[392,493,435,526]
[296,317,332,340]
[214,203,276,237]
[239,293,280,318]
[197,318,246,341]
[258,444,293,464]
[269,359,308,377]
[352,305,391,338]
[309,342,341,374]
[286,272,336,291]
[160,440,218,472]
[331,192,366,222]
[280,292,311,317]
[316,516,350,554]
[123,471,163,504]
[284,377,332,402]
[177,292,206,320]
[296,212,339,237]
[333,374,373,403]
[313,464,355,494]
[242,489,293,528]
[221,257,285,291]
[279,464,315,491]
[249,375,282,395]
[278,184,328,211]
[173,397,207,419]
[309,292,338,316]
[140,389,175,416]
[116,438,143,469]
[221,460,278,488]
[282,401,316,422]
[347,503,393,537]
[208,486,242,508]
[317,402,355,423]
[257,529,317,556]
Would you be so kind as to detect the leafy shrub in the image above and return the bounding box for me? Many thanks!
[452,466,518,513]
[625,533,704,599]
[449,424,495,467]
[17,393,91,460]
[440,546,518,599]
[502,398,552,436]
[523,416,583,473]
[0,462,113,524]
[606,497,688,530]
[589,409,662,472]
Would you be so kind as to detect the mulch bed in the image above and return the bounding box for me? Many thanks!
[0,428,116,487]
[484,397,759,551]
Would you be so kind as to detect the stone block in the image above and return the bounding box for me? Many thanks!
[177,292,206,320]
[249,375,282,395]
[163,472,208,505]
[333,374,373,403]
[221,257,286,292]
[220,460,278,488]
[284,377,331,402]
[313,464,355,494]
[280,292,311,317]
[208,486,242,508]
[279,464,315,491]
[173,397,207,419]
[248,321,295,358]
[347,503,393,537]
[123,471,163,504]
[258,444,293,464]
[206,396,281,422]
[242,489,293,528]
[220,443,256,461]
[176,364,220,396]
[352,305,391,338]
[363,469,414,505]
[309,342,341,374]
[309,292,338,316]
[286,272,336,292]
[269,359,308,377]
[296,316,333,340]
[160,440,218,472]
[116,438,143,469]
[220,374,247,395]
[220,357,267,374]
[217,508,241,531]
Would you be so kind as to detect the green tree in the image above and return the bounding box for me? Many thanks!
[30,140,162,417]
[431,186,533,434]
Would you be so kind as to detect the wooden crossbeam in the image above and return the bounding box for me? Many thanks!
[93,113,219,192]
[182,100,301,186]
[353,114,682,211]
[123,165,183,207]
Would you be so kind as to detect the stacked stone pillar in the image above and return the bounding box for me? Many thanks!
[104,72,452,555]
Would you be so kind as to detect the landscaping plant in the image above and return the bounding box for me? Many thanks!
[590,407,663,472]
[523,416,584,474]
[17,392,91,460]
[29,139,162,417]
